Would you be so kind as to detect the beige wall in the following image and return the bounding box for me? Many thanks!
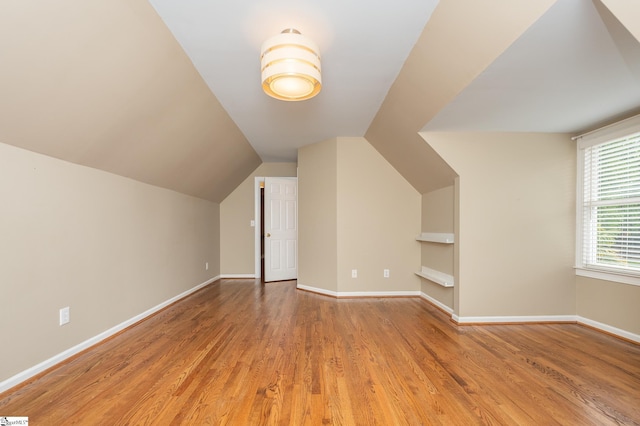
[220,162,297,275]
[298,139,338,292]
[420,186,455,309]
[298,137,420,294]
[426,132,575,318]
[0,142,220,384]
[577,277,640,335]
[336,137,421,293]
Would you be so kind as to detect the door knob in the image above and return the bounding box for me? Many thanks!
[266,233,271,237]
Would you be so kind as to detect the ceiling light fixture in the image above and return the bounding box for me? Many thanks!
[260,29,321,101]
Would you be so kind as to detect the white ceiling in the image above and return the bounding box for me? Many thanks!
[149,0,640,162]
[148,0,439,162]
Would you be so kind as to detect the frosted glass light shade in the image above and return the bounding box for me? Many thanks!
[261,29,321,101]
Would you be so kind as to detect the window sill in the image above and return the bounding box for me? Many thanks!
[575,267,640,287]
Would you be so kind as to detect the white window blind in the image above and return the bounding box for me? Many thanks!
[581,131,640,275]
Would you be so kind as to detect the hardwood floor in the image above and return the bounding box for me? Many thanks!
[1,279,639,425]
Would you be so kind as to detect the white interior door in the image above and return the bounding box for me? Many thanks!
[264,177,298,282]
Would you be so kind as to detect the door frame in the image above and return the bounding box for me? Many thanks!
[254,176,299,279]
[253,177,264,279]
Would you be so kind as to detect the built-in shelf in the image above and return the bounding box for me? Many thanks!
[415,266,454,288]
[416,232,454,244]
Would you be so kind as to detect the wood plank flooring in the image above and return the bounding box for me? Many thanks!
[1,279,639,425]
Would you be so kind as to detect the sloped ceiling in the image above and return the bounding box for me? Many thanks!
[368,0,640,194]
[422,0,640,133]
[0,0,261,203]
[366,0,558,194]
[1,0,639,200]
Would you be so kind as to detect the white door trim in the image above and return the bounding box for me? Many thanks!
[254,177,264,279]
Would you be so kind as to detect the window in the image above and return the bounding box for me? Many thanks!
[576,114,640,286]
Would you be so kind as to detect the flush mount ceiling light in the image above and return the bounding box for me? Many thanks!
[260,29,321,101]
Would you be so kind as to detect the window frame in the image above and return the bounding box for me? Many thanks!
[575,114,640,287]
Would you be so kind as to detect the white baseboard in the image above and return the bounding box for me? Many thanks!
[0,276,220,394]
[338,290,420,298]
[420,292,454,315]
[296,284,338,297]
[5,279,637,395]
[220,274,256,279]
[296,284,419,298]
[452,314,578,324]
[577,316,640,343]
[451,313,640,344]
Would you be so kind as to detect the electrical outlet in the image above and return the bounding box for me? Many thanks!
[384,269,390,278]
[351,269,357,278]
[205,262,209,270]
[59,307,70,326]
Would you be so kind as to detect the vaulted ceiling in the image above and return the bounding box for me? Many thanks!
[1,0,639,201]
